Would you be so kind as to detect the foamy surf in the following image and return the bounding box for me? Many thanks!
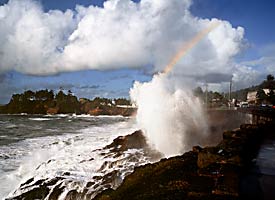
[29,118,54,121]
[0,115,152,200]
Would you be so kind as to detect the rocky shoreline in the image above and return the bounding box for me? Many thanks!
[95,123,275,200]
[6,122,275,200]
[6,131,158,200]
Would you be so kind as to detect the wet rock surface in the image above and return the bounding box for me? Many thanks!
[103,130,162,159]
[6,130,158,200]
[95,123,275,200]
[6,123,275,200]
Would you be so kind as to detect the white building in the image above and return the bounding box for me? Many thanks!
[247,89,274,104]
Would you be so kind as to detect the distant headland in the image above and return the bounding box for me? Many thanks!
[0,89,136,116]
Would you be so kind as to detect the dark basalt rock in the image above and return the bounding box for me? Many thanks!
[104,130,147,152]
[7,130,156,200]
[47,183,66,200]
[103,130,162,160]
[8,123,275,200]
[95,123,275,200]
[6,177,63,200]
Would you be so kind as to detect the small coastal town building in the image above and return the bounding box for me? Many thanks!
[247,91,257,104]
[247,89,274,104]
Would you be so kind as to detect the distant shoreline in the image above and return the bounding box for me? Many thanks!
[0,89,136,116]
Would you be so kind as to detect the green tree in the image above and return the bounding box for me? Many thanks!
[267,74,274,81]
[193,87,204,99]
[114,98,130,105]
[267,89,275,105]
[212,92,224,100]
[35,89,52,101]
[261,74,275,89]
[47,90,54,101]
[256,89,267,105]
[92,97,112,107]
[56,90,66,101]
[55,90,80,113]
[10,94,22,103]
[68,90,73,96]
[23,90,35,100]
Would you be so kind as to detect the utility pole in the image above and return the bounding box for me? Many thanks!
[229,79,232,108]
[204,83,208,108]
[229,79,232,101]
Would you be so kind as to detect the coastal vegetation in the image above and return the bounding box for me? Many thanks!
[0,89,133,116]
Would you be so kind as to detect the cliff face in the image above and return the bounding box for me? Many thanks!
[95,123,274,200]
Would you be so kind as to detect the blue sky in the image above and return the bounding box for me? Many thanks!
[191,0,275,61]
[0,0,275,104]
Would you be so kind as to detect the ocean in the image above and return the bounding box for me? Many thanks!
[1,112,275,199]
[0,114,150,199]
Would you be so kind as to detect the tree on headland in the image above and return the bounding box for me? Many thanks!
[23,90,35,100]
[267,74,274,81]
[34,89,54,101]
[114,98,131,105]
[0,89,135,115]
[91,97,112,107]
[260,74,275,89]
[56,90,66,101]
[259,74,275,105]
[55,90,80,114]
[256,89,267,105]
[267,89,275,105]
[68,90,73,96]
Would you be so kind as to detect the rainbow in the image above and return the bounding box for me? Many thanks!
[163,22,221,74]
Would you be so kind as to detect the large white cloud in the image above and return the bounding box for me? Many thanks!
[0,0,76,75]
[0,0,246,79]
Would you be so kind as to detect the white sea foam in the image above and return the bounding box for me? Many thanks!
[28,118,53,121]
[1,116,143,199]
[5,124,18,129]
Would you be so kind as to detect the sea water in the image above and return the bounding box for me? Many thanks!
[0,114,148,199]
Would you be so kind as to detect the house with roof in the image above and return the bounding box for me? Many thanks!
[247,89,274,104]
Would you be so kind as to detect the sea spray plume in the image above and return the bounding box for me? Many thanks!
[130,75,208,157]
[130,23,221,157]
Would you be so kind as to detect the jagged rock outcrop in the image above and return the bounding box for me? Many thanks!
[6,131,157,200]
[95,123,274,200]
[7,123,274,200]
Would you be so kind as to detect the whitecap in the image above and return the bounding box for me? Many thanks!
[28,118,52,121]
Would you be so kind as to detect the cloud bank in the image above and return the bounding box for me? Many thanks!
[0,0,245,79]
[1,0,272,90]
